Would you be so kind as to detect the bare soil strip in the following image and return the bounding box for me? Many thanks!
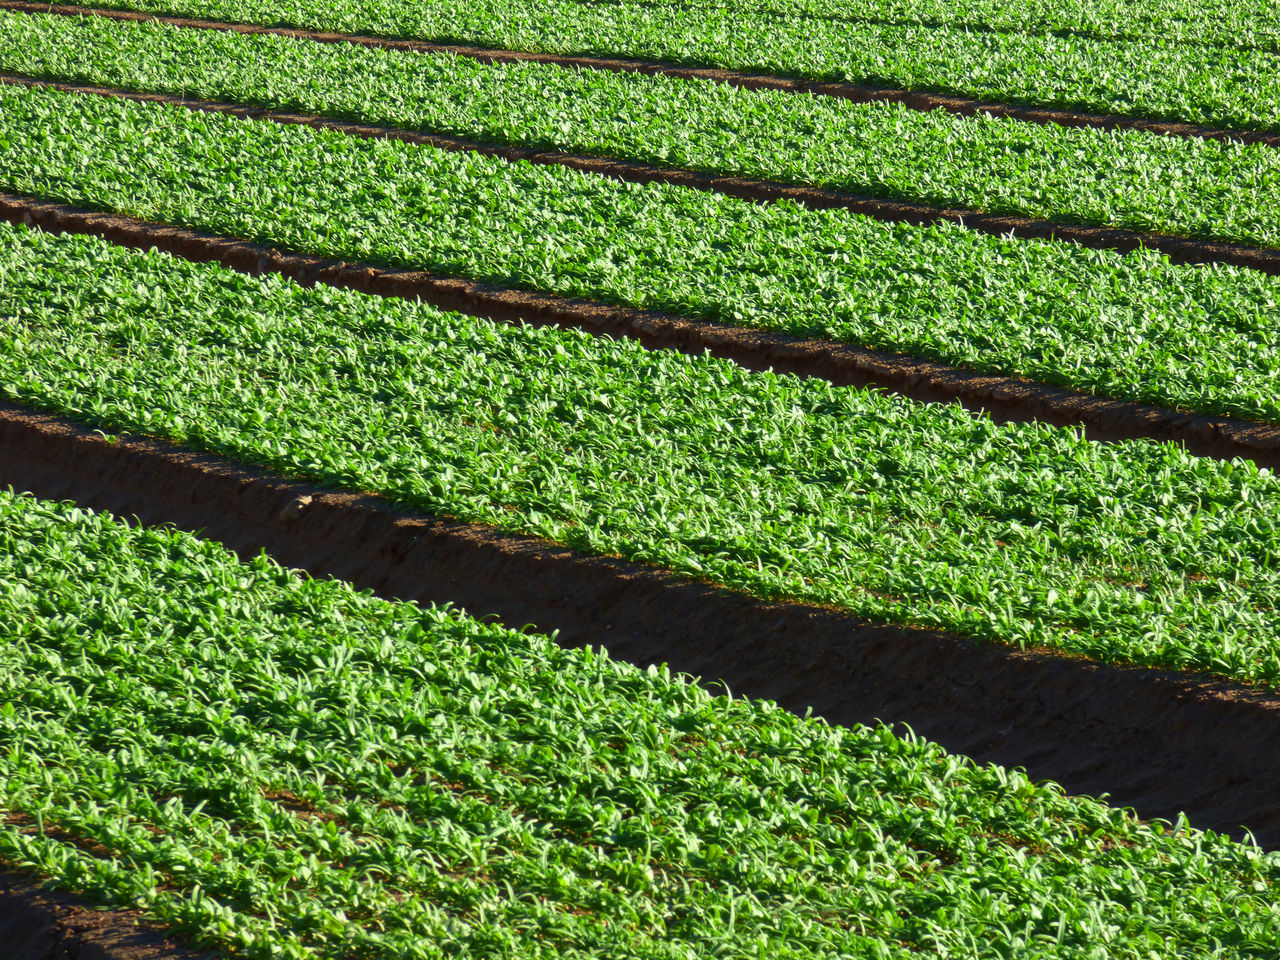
[8,73,1280,282]
[5,191,1279,468]
[3,0,1277,148]
[4,401,1280,848]
[0,870,208,960]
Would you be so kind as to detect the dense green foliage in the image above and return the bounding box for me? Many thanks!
[4,85,1280,424]
[634,0,1280,49]
[58,0,1280,129]
[7,11,1280,249]
[4,223,1280,685]
[3,488,1280,958]
[5,2,1280,955]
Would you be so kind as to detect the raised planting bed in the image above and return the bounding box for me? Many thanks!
[8,191,1280,469]
[3,84,1280,424]
[8,399,1280,847]
[4,222,1280,689]
[3,487,1280,958]
[8,0,1280,152]
[602,0,1280,49]
[10,71,1280,289]
[5,11,1280,250]
[22,0,1280,129]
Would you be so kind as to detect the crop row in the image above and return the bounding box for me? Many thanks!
[7,11,1280,251]
[642,0,1280,50]
[26,0,1280,50]
[55,0,1280,129]
[4,487,1280,958]
[5,222,1280,685]
[4,84,1279,425]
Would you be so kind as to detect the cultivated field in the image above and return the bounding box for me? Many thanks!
[1,0,1279,956]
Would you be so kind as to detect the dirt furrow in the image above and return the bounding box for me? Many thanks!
[0,871,205,960]
[4,191,1279,469]
[4,400,1280,847]
[7,73,1280,280]
[2,0,1278,148]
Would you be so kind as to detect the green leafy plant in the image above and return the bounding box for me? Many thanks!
[5,11,1280,249]
[48,0,1280,129]
[2,84,1278,424]
[2,487,1280,958]
[3,222,1279,685]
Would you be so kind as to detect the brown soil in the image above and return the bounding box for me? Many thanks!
[7,72,1280,280]
[4,401,1280,851]
[4,1,1277,148]
[4,191,1278,470]
[0,871,209,959]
